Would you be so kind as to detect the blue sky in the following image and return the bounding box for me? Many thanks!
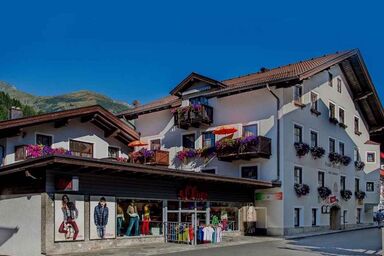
[0,0,383,105]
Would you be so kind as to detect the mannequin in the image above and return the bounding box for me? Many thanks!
[125,201,139,236]
[141,204,151,235]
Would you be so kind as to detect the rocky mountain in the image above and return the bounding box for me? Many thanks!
[0,81,131,114]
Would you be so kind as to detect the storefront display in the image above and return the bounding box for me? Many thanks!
[210,202,240,231]
[116,199,163,237]
[54,194,85,241]
[90,196,116,240]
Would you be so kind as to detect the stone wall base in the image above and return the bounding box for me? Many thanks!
[283,223,374,236]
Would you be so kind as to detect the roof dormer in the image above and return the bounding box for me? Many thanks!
[170,72,226,96]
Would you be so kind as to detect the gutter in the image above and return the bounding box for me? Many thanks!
[266,84,281,182]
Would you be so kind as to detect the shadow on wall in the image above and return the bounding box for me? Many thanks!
[0,226,19,246]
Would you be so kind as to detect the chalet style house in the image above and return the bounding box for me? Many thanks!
[0,49,383,256]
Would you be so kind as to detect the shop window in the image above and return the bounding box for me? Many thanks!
[181,201,195,210]
[338,108,345,125]
[294,166,302,185]
[150,139,161,150]
[329,102,336,119]
[310,130,318,148]
[355,178,360,192]
[36,133,53,146]
[202,132,215,148]
[167,201,179,211]
[329,138,335,153]
[310,92,319,111]
[312,209,317,226]
[241,166,258,179]
[294,124,303,143]
[318,171,325,187]
[366,182,374,192]
[294,208,301,227]
[356,208,361,224]
[116,199,163,237]
[337,78,342,93]
[70,140,93,158]
[339,141,345,155]
[210,202,240,232]
[367,152,376,163]
[243,124,258,137]
[201,168,216,174]
[108,146,119,158]
[340,176,346,191]
[182,133,195,149]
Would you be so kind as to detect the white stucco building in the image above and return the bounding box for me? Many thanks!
[119,49,384,235]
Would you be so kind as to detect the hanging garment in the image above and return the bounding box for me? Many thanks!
[203,226,214,242]
[216,226,222,243]
[212,229,216,243]
[183,227,190,242]
[189,226,194,242]
[247,206,257,222]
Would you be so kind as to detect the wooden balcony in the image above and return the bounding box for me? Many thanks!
[174,104,213,129]
[217,136,272,161]
[145,150,169,166]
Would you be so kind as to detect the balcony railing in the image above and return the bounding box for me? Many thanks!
[145,150,169,166]
[130,149,170,166]
[216,136,271,161]
[174,104,213,129]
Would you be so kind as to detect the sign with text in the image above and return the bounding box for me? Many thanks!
[178,186,208,201]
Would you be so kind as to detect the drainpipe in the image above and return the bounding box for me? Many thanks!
[266,84,280,182]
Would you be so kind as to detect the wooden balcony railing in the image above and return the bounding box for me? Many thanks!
[174,104,213,129]
[146,150,169,166]
[217,136,272,161]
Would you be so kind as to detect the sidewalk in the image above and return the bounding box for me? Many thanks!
[54,236,282,256]
[285,224,376,239]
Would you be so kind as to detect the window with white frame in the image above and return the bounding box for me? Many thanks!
[310,130,318,147]
[339,141,345,155]
[293,85,303,103]
[367,152,376,163]
[318,171,325,187]
[202,132,215,148]
[337,78,342,93]
[338,108,345,125]
[343,210,348,224]
[294,208,301,227]
[294,166,302,184]
[241,166,258,179]
[356,208,362,224]
[150,139,161,150]
[355,178,360,192]
[108,146,119,158]
[354,116,361,134]
[312,209,318,226]
[310,92,319,111]
[354,148,360,161]
[328,72,333,87]
[36,133,53,146]
[294,124,303,143]
[366,182,374,192]
[329,102,336,119]
[182,133,195,149]
[243,124,258,137]
[340,176,346,191]
[329,138,336,153]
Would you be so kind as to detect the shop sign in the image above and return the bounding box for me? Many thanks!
[255,192,283,201]
[178,185,208,201]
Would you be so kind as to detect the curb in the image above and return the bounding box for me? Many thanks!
[285,225,376,240]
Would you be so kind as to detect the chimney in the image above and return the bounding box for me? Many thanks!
[9,107,23,119]
[132,100,141,108]
[260,67,269,73]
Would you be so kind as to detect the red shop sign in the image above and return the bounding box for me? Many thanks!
[178,186,208,201]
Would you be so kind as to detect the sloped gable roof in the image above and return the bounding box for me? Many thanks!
[170,72,226,96]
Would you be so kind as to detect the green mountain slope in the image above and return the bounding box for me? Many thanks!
[0,91,40,120]
[0,81,131,114]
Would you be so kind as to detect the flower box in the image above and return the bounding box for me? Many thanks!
[329,117,339,125]
[355,161,365,171]
[339,123,348,129]
[328,152,342,164]
[25,144,72,159]
[294,183,310,197]
[340,155,352,166]
[355,191,366,200]
[130,148,155,164]
[310,146,325,159]
[318,186,332,200]
[340,190,352,201]
[294,142,310,157]
[310,108,321,116]
[172,104,213,129]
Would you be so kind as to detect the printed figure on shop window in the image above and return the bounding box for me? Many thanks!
[125,201,139,236]
[58,194,79,240]
[93,197,109,239]
[116,203,125,236]
[141,204,151,235]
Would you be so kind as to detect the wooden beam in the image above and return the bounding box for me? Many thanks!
[105,128,120,138]
[0,128,23,139]
[80,114,95,123]
[354,91,373,102]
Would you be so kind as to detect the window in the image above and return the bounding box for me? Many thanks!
[354,117,360,134]
[15,145,27,161]
[150,139,161,150]
[202,132,215,148]
[339,141,345,155]
[366,182,374,192]
[190,96,208,106]
[36,134,53,146]
[318,171,325,187]
[201,168,216,174]
[243,124,258,137]
[337,78,342,93]
[355,178,360,192]
[294,208,301,227]
[182,133,195,149]
[328,72,333,87]
[367,152,376,163]
[356,208,361,224]
[312,209,317,226]
[340,176,346,191]
[329,102,336,119]
[241,166,258,179]
[310,130,318,147]
[338,108,345,124]
[354,148,360,161]
[108,146,119,158]
[293,85,303,103]
[294,124,303,143]
[343,210,348,224]
[69,140,93,158]
[210,202,241,231]
[310,92,319,111]
[294,166,302,184]
[329,138,336,153]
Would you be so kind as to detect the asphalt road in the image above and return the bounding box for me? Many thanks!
[160,228,382,256]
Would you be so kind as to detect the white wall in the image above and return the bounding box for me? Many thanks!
[0,194,42,256]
